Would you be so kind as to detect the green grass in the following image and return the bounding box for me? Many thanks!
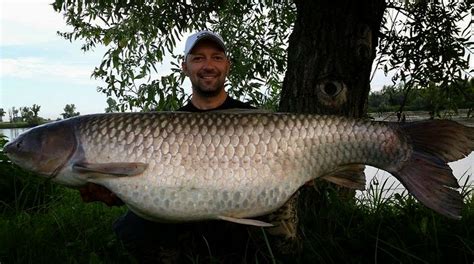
[0,189,132,263]
[1,134,473,263]
[295,182,474,264]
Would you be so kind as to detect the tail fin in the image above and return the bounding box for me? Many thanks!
[401,120,474,162]
[391,120,473,219]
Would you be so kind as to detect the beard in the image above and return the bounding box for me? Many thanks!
[193,83,225,98]
[191,69,226,98]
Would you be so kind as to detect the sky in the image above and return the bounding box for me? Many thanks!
[0,0,111,120]
[0,0,408,120]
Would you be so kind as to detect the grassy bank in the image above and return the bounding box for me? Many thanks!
[0,178,472,263]
[0,190,132,263]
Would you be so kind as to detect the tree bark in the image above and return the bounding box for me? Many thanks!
[280,0,386,116]
[276,0,386,251]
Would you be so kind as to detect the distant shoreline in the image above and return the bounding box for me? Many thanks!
[368,109,473,127]
[0,122,42,129]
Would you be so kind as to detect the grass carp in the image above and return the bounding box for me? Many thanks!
[4,112,473,225]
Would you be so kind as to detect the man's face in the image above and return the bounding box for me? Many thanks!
[182,39,230,97]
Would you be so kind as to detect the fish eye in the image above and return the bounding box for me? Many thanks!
[16,140,22,149]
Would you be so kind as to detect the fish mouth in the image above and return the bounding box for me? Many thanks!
[2,141,62,179]
[3,140,23,166]
[3,141,13,155]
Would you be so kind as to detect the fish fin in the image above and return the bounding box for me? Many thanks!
[390,120,473,219]
[321,164,366,190]
[391,152,462,219]
[217,215,273,227]
[73,162,148,177]
[399,120,474,162]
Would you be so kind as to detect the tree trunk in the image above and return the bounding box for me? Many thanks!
[280,0,386,116]
[276,0,386,251]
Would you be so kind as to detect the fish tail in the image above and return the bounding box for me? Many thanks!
[401,120,474,162]
[391,120,474,219]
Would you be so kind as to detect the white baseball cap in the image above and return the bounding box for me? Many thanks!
[184,30,226,58]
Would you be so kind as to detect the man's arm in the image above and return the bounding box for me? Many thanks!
[79,183,124,206]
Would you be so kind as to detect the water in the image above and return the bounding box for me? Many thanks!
[1,125,472,196]
[0,128,29,141]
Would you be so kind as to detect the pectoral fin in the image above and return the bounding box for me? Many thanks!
[73,162,148,177]
[218,215,273,227]
[321,164,366,190]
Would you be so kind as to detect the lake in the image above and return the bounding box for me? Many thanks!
[0,128,29,142]
[1,124,472,197]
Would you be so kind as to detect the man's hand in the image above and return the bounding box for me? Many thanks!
[79,183,125,206]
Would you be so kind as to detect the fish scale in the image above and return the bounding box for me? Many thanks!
[73,113,398,221]
[4,112,473,224]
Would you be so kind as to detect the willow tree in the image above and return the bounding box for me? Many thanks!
[52,0,472,256]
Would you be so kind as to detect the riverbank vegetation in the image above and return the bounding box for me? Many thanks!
[0,136,472,263]
[1,104,81,128]
[0,122,37,129]
[368,79,474,116]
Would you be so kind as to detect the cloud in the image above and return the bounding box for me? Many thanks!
[0,57,98,84]
[0,0,68,46]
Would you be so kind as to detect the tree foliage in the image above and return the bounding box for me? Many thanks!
[375,0,472,111]
[0,108,5,122]
[31,104,41,117]
[369,78,474,114]
[5,105,42,125]
[61,104,80,119]
[8,107,20,123]
[20,107,34,123]
[52,0,471,112]
[104,97,120,113]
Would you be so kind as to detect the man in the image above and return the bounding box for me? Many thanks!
[179,30,255,112]
[80,30,299,263]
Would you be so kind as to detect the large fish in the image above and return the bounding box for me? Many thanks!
[4,112,473,225]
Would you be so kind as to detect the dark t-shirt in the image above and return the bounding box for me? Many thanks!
[178,96,255,112]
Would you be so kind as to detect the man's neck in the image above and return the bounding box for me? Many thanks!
[191,91,228,110]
